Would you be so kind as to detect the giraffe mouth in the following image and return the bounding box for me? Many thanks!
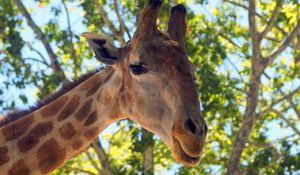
[172,137,201,166]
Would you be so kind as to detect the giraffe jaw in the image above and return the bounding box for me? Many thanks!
[171,137,202,167]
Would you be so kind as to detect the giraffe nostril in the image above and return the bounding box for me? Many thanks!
[184,118,198,135]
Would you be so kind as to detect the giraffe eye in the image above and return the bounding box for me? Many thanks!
[130,64,148,75]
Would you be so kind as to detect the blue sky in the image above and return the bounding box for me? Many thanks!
[1,0,299,174]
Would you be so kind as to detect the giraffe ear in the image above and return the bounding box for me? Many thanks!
[81,32,120,65]
[167,4,187,46]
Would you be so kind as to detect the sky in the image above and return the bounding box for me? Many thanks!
[1,0,299,174]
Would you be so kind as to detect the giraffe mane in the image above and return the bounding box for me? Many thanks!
[0,67,105,127]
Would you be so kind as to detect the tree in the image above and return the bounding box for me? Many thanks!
[0,0,299,174]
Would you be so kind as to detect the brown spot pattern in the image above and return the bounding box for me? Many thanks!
[84,111,98,126]
[137,97,145,110]
[112,76,121,86]
[84,127,99,140]
[86,80,102,97]
[109,103,122,120]
[75,99,93,121]
[41,96,69,117]
[18,122,53,152]
[37,138,66,174]
[0,146,9,166]
[97,92,112,105]
[2,114,34,141]
[8,160,30,175]
[80,75,101,91]
[57,95,80,121]
[59,122,76,140]
[72,140,83,150]
[120,91,133,106]
[125,92,133,103]
[119,93,127,105]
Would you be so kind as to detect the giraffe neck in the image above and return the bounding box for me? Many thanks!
[0,66,125,175]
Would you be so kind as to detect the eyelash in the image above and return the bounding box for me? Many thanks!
[129,64,148,75]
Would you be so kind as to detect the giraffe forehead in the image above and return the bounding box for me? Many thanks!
[131,40,189,67]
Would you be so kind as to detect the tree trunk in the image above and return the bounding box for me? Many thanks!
[142,129,154,175]
[92,139,113,175]
[226,74,261,175]
[226,1,262,173]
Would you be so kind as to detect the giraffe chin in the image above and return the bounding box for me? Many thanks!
[172,137,201,167]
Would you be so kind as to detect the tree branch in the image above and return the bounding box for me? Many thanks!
[219,33,242,49]
[226,57,243,79]
[84,148,103,175]
[257,86,300,118]
[107,124,126,153]
[265,36,294,49]
[258,2,282,40]
[169,0,179,6]
[26,42,50,66]
[61,0,78,77]
[287,94,300,120]
[218,33,249,59]
[225,0,264,21]
[226,84,299,175]
[262,72,300,119]
[91,139,113,175]
[249,0,257,41]
[24,57,49,66]
[112,0,125,34]
[224,0,287,35]
[278,88,300,120]
[248,0,260,64]
[227,1,263,174]
[271,109,300,137]
[113,0,131,40]
[233,72,299,120]
[226,77,261,175]
[14,0,68,83]
[62,165,98,175]
[249,140,282,157]
[93,0,125,45]
[0,49,9,56]
[142,129,154,174]
[263,18,300,68]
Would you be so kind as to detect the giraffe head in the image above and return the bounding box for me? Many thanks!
[82,0,207,166]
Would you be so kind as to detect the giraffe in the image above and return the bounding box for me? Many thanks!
[0,0,207,174]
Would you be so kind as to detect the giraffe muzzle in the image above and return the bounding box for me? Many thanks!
[171,117,207,166]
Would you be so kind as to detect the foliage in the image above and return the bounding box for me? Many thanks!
[0,0,299,174]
